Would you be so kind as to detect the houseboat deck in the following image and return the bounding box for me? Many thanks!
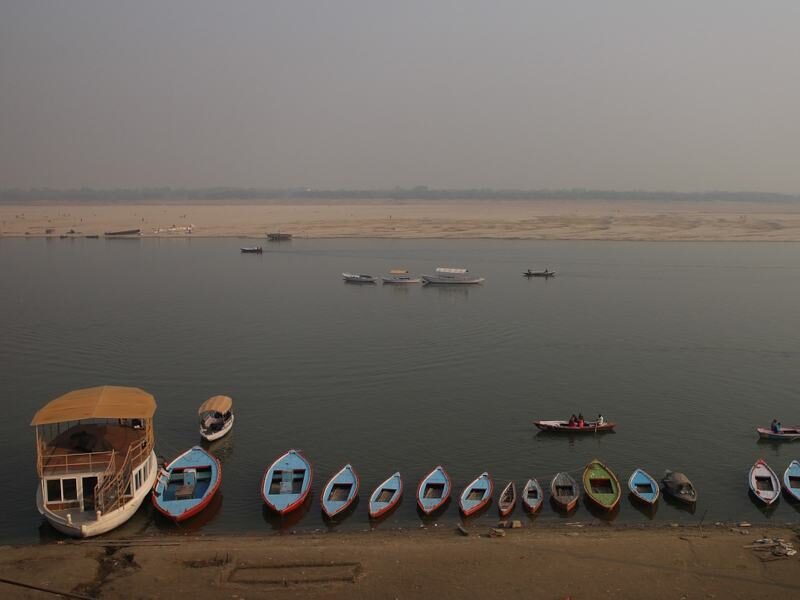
[40,423,146,476]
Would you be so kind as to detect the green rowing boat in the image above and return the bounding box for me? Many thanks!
[583,458,621,511]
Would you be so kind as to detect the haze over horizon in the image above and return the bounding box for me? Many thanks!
[2,1,799,193]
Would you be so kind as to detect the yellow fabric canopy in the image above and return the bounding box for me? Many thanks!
[198,395,233,415]
[31,386,157,425]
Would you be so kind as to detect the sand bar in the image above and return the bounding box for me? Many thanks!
[0,525,798,599]
[3,199,800,241]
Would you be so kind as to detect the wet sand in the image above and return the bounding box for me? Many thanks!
[1,525,798,599]
[3,199,800,240]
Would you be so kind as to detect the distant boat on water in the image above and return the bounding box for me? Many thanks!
[523,269,555,278]
[757,425,800,441]
[381,269,421,284]
[104,228,141,236]
[342,273,377,283]
[421,267,484,285]
[267,233,292,241]
[240,247,263,254]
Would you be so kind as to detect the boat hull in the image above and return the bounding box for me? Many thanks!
[261,449,313,515]
[550,472,579,511]
[757,427,800,440]
[749,459,780,505]
[661,471,697,505]
[458,473,493,516]
[368,472,403,518]
[153,447,222,522]
[497,481,517,517]
[628,469,660,505]
[321,464,359,518]
[417,466,452,515]
[534,420,615,433]
[37,451,158,538]
[200,414,234,442]
[783,460,800,501]
[583,460,621,511]
[521,479,543,513]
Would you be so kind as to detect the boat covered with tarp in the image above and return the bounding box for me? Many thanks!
[198,395,234,441]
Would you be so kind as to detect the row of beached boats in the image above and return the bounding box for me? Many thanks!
[343,267,485,285]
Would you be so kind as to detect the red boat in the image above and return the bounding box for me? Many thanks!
[534,420,616,433]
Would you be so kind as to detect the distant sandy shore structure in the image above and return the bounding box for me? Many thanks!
[3,199,800,241]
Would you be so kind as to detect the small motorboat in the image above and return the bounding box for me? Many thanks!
[261,449,313,515]
[105,228,141,236]
[523,269,555,278]
[241,246,263,253]
[550,472,579,511]
[342,272,377,283]
[757,426,800,441]
[369,472,403,518]
[583,459,621,511]
[521,478,543,513]
[533,420,616,433]
[198,395,234,441]
[417,466,452,515]
[381,269,421,284]
[267,233,292,241]
[321,464,359,518]
[152,446,221,522]
[459,472,493,516]
[749,459,780,505]
[783,460,800,501]
[497,481,517,517]
[661,470,697,505]
[421,267,485,285]
[628,468,660,505]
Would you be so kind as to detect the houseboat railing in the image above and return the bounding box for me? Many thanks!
[94,428,153,515]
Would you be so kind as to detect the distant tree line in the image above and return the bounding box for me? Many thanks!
[1,186,798,203]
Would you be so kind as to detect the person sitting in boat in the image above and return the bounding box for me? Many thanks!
[577,413,585,427]
[597,414,604,425]
[771,419,780,433]
[568,414,577,427]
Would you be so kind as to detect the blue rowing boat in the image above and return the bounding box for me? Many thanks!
[628,468,660,505]
[417,466,451,515]
[521,478,543,513]
[784,460,800,501]
[459,472,493,516]
[261,449,313,515]
[369,472,403,518]
[321,464,359,518]
[152,446,221,522]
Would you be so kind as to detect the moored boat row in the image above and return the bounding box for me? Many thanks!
[344,267,485,285]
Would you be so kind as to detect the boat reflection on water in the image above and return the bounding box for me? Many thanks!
[262,494,313,532]
[627,494,659,520]
[661,493,697,515]
[153,493,224,533]
[322,496,360,529]
[583,496,620,522]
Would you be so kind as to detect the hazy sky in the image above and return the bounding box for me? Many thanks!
[2,1,800,192]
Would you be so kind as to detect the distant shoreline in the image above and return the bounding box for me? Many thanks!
[3,198,800,241]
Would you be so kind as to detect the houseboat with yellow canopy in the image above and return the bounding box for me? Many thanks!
[31,386,158,537]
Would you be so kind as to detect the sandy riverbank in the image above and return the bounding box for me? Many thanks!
[3,199,800,241]
[0,525,798,599]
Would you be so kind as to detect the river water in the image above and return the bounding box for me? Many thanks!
[1,237,799,541]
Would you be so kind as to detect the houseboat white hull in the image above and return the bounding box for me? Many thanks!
[200,414,234,441]
[36,451,158,538]
[421,275,485,284]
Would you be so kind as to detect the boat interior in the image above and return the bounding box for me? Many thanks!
[375,488,396,503]
[589,478,614,495]
[555,484,575,497]
[526,488,540,499]
[269,469,306,495]
[754,476,776,491]
[328,483,353,501]
[635,482,655,494]
[161,466,213,501]
[466,488,487,501]
[201,411,232,432]
[789,476,800,489]
[423,483,445,499]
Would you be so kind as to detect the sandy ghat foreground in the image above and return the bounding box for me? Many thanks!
[0,525,798,599]
[3,199,800,241]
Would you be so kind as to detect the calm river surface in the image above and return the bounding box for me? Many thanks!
[1,237,799,541]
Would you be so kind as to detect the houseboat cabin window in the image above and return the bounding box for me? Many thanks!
[46,479,62,502]
[46,478,78,503]
[62,478,78,501]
